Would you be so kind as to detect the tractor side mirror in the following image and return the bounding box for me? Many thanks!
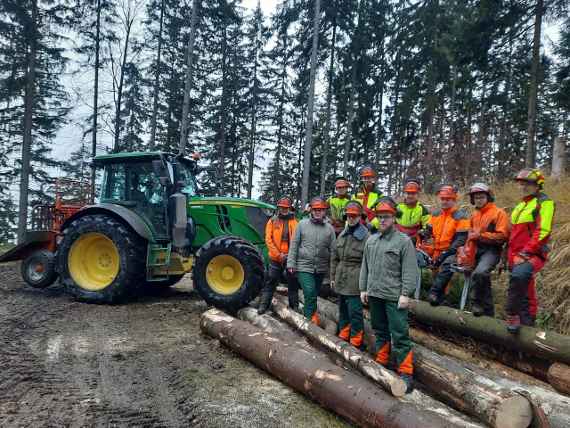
[152,159,172,186]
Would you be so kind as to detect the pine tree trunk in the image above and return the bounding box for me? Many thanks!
[90,0,101,202]
[149,0,165,150]
[113,14,134,151]
[246,21,259,199]
[525,0,544,168]
[551,136,566,179]
[300,0,321,206]
[343,65,356,178]
[217,24,229,194]
[178,0,199,155]
[319,11,336,194]
[18,0,38,243]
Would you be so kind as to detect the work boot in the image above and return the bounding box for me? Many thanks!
[472,303,484,317]
[257,291,273,315]
[506,315,521,334]
[288,294,299,312]
[400,374,414,394]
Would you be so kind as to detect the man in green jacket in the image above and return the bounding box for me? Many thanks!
[359,197,418,392]
[331,201,369,349]
[287,196,336,325]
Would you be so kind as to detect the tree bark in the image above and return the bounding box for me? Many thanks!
[547,363,570,396]
[525,0,544,168]
[319,10,336,195]
[271,298,407,397]
[551,136,566,179]
[301,0,321,206]
[90,0,102,202]
[200,308,451,428]
[178,0,199,155]
[410,300,570,365]
[149,0,165,150]
[18,0,38,243]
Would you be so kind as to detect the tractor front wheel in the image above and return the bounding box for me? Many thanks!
[57,215,146,303]
[193,236,264,311]
[21,249,58,289]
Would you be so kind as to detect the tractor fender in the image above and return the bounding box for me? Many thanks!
[60,203,155,242]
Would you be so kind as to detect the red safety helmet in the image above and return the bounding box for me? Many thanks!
[375,197,397,215]
[309,196,328,210]
[345,201,363,216]
[515,168,545,188]
[276,196,293,208]
[360,166,377,179]
[403,180,421,193]
[437,184,458,200]
[335,178,350,189]
[468,183,494,204]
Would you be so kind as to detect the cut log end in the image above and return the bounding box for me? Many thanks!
[494,396,533,428]
[547,363,570,396]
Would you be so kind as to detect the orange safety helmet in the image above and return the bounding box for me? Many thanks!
[515,168,545,188]
[334,178,350,189]
[403,180,421,193]
[309,196,328,210]
[276,196,293,208]
[468,183,494,204]
[345,201,363,216]
[360,166,377,178]
[375,197,397,215]
[437,184,458,200]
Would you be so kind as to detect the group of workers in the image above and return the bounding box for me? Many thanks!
[258,166,555,393]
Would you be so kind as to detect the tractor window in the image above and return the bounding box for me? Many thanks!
[175,162,198,196]
[101,161,168,237]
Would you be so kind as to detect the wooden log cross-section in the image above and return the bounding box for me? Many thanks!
[410,300,570,365]
[200,308,452,428]
[309,296,533,428]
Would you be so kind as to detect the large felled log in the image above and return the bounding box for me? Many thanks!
[239,305,486,428]
[200,308,453,428]
[547,363,570,396]
[410,301,570,365]
[270,298,407,397]
[310,296,533,428]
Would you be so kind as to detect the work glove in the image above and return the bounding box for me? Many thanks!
[398,295,410,309]
[468,229,481,241]
[360,291,368,305]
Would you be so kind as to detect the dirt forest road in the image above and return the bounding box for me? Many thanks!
[0,263,348,428]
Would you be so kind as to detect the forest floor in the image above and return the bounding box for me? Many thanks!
[0,262,348,428]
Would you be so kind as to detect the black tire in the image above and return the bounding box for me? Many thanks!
[193,236,264,311]
[57,214,146,304]
[21,249,58,289]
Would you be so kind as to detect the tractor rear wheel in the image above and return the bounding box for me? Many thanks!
[193,236,263,311]
[21,249,58,289]
[57,214,146,303]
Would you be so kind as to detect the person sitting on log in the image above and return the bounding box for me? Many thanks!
[327,178,352,236]
[287,196,336,326]
[426,184,470,306]
[359,197,418,393]
[330,201,369,350]
[506,169,555,333]
[258,196,300,315]
[465,183,510,317]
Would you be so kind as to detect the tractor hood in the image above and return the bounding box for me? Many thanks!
[188,196,275,210]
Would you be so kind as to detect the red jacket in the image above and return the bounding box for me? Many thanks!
[508,193,555,264]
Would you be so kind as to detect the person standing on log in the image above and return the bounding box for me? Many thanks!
[327,178,352,236]
[426,185,471,306]
[395,179,430,245]
[287,196,336,325]
[352,166,384,231]
[258,196,300,315]
[330,201,369,349]
[465,183,510,317]
[359,198,418,392]
[506,169,555,333]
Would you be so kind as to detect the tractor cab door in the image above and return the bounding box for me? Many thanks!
[101,161,169,238]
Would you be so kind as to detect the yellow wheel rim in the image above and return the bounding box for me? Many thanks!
[206,255,244,295]
[68,232,120,291]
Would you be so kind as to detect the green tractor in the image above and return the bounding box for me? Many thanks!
[1,152,274,311]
